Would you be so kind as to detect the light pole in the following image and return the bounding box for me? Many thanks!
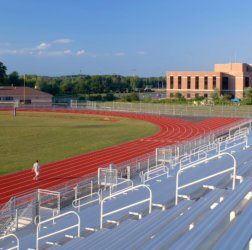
[23,74,26,104]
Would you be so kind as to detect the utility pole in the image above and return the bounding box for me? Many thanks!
[23,74,26,104]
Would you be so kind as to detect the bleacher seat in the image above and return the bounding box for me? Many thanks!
[169,178,252,250]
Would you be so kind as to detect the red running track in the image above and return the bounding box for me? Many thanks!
[0,109,242,205]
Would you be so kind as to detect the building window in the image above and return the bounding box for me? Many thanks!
[170,76,174,89]
[204,93,208,98]
[195,93,199,98]
[187,93,191,98]
[178,76,182,89]
[170,93,174,98]
[204,77,208,90]
[213,76,217,89]
[245,77,250,88]
[222,77,229,90]
[195,77,199,89]
[187,76,191,89]
[3,96,14,101]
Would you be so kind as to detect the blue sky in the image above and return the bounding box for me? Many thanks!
[0,0,252,76]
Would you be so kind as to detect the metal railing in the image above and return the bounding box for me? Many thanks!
[72,191,101,212]
[179,150,208,170]
[100,184,152,229]
[0,233,19,250]
[218,133,248,153]
[77,101,252,118]
[175,152,237,205]
[36,211,80,250]
[141,164,170,184]
[108,178,134,198]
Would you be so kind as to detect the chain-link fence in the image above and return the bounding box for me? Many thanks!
[71,101,252,119]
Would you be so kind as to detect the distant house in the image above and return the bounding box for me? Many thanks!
[0,86,53,105]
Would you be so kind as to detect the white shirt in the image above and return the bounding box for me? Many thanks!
[33,162,40,173]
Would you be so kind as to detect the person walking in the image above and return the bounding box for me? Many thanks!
[32,160,40,181]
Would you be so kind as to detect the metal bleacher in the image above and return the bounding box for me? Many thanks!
[168,178,252,250]
[1,128,252,250]
[213,201,252,250]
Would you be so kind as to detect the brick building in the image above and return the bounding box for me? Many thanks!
[166,63,252,99]
[0,86,53,105]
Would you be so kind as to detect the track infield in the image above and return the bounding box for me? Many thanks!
[0,109,243,205]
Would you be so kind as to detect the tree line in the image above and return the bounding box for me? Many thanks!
[0,61,166,96]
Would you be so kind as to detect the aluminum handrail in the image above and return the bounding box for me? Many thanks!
[36,211,80,250]
[218,133,248,153]
[229,119,252,135]
[109,178,134,198]
[100,184,152,229]
[142,165,169,184]
[72,191,101,212]
[0,233,19,250]
[175,152,237,205]
[179,150,207,170]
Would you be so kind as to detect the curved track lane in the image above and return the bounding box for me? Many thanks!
[0,109,242,204]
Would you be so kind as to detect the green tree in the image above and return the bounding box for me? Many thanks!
[0,61,7,85]
[8,71,21,86]
[130,77,137,92]
[243,87,252,105]
[210,88,220,102]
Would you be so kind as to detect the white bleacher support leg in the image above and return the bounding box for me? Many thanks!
[129,212,142,220]
[203,185,215,190]
[244,192,252,200]
[189,223,194,231]
[230,211,236,222]
[106,219,119,226]
[127,166,131,180]
[91,181,93,198]
[152,203,165,211]
[210,202,218,210]
[15,209,18,230]
[155,148,158,166]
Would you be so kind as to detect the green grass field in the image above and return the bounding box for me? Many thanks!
[0,111,158,175]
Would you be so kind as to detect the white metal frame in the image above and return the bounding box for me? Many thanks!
[98,167,118,187]
[0,233,19,250]
[100,184,152,229]
[228,119,252,136]
[108,178,134,198]
[141,163,169,184]
[175,152,237,205]
[36,211,80,250]
[156,147,179,166]
[190,142,218,155]
[72,191,101,212]
[218,133,248,153]
[38,189,61,214]
[179,150,207,170]
[233,127,249,136]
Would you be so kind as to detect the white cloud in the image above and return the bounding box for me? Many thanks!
[76,49,85,56]
[0,49,26,55]
[115,52,125,56]
[53,38,73,44]
[37,42,50,50]
[63,49,72,55]
[136,51,146,55]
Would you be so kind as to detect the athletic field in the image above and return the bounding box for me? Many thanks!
[0,111,158,175]
[0,109,242,204]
